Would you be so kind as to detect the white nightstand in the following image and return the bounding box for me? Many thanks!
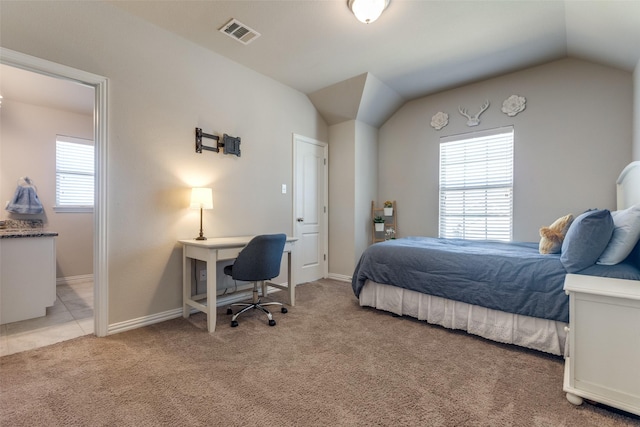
[563,273,640,416]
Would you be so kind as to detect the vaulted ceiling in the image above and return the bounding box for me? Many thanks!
[110,1,640,100]
[3,1,639,123]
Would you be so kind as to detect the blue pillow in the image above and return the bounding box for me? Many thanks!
[560,209,614,273]
[625,238,640,268]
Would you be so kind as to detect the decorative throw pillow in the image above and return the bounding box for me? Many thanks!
[560,209,614,273]
[597,204,640,265]
[539,214,574,254]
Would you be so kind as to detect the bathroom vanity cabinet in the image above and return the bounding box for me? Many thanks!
[0,233,57,324]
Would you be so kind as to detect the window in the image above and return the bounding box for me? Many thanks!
[439,126,514,241]
[55,135,94,212]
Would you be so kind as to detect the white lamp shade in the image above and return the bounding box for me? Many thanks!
[349,0,389,24]
[190,187,213,209]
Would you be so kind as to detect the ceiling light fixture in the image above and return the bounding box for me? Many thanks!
[348,0,390,24]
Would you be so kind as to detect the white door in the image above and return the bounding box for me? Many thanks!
[293,134,328,284]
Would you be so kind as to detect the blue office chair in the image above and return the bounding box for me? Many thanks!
[224,234,288,327]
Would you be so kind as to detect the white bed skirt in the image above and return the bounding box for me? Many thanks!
[359,280,568,356]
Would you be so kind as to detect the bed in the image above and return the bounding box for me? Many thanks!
[352,162,640,356]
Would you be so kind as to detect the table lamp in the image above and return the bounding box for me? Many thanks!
[190,187,213,240]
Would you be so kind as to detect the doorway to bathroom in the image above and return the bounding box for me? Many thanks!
[0,48,108,354]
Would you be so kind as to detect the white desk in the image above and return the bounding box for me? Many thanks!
[178,236,297,332]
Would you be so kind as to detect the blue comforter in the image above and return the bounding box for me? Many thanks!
[352,237,570,322]
[352,237,640,323]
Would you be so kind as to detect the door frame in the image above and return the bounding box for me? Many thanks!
[1,47,109,337]
[292,133,329,282]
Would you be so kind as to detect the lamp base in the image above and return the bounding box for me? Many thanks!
[195,208,207,240]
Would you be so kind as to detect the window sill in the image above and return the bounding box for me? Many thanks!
[53,206,94,213]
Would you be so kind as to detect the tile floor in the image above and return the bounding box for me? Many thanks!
[0,279,94,356]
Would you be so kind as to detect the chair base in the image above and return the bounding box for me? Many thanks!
[227,284,287,327]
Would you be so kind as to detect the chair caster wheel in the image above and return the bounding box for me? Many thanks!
[281,307,288,314]
[269,319,276,326]
[226,308,233,315]
[231,320,239,327]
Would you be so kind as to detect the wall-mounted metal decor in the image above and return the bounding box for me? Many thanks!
[430,112,449,130]
[222,134,241,156]
[501,95,526,117]
[195,128,241,157]
[458,100,490,127]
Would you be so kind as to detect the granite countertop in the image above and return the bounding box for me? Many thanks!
[0,219,58,239]
[0,229,58,238]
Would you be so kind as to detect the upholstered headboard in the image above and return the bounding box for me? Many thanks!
[617,161,640,210]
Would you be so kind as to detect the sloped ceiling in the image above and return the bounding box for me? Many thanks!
[109,0,640,99]
[107,0,640,127]
[3,2,639,126]
[307,73,404,127]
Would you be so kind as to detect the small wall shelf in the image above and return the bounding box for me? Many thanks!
[371,200,397,244]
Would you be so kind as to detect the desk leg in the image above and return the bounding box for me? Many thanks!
[182,246,190,319]
[287,251,295,306]
[206,249,218,333]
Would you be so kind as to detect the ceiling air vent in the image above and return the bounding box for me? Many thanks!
[219,19,260,45]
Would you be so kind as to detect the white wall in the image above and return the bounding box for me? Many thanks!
[328,121,356,277]
[354,121,378,268]
[379,58,633,242]
[0,100,94,278]
[1,2,327,325]
[327,120,378,278]
[634,58,640,160]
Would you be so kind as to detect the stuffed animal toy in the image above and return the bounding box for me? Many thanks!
[539,213,574,254]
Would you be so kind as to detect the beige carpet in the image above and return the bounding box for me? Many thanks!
[1,279,639,427]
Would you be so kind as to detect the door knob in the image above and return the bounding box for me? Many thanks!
[297,217,304,222]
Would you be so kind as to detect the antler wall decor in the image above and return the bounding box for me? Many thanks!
[458,100,490,127]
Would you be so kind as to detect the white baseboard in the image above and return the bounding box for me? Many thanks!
[57,274,94,286]
[328,273,351,282]
[107,283,288,335]
[108,308,183,335]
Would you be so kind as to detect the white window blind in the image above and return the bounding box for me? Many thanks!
[55,135,94,211]
[439,126,514,241]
